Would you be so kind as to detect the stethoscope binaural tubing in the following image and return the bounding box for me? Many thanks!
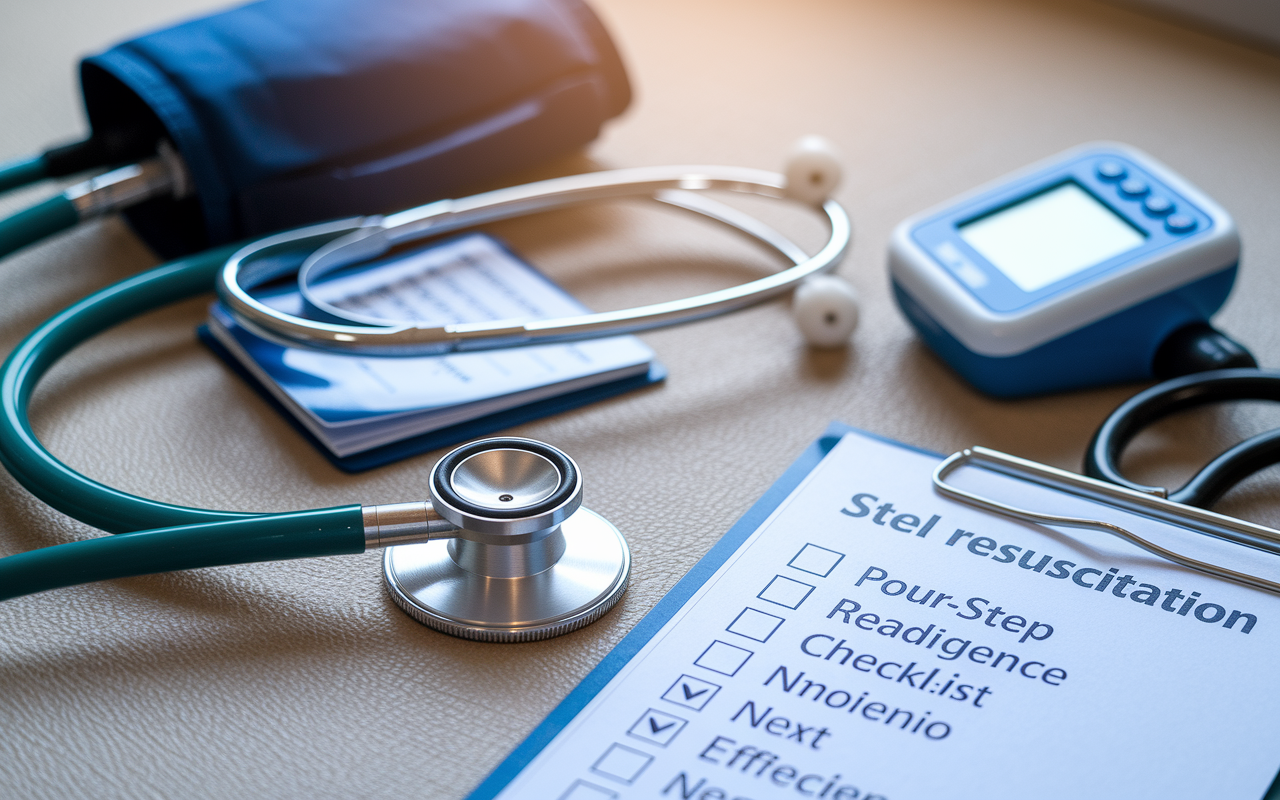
[218,165,851,357]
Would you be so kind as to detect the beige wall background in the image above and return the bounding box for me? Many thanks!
[1,0,1278,797]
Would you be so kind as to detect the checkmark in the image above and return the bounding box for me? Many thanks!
[661,674,720,711]
[628,708,688,747]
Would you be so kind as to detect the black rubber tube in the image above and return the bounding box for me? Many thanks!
[1084,368,1280,509]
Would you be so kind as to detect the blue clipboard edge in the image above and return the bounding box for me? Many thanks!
[467,423,941,799]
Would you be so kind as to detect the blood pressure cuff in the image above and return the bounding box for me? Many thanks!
[78,0,631,257]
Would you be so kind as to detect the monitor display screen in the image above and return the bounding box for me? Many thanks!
[958,182,1146,293]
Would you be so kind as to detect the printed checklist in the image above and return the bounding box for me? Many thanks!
[543,537,848,800]
[488,429,1280,800]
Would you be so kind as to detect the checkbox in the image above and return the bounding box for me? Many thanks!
[788,543,845,577]
[628,708,688,747]
[758,575,815,609]
[591,743,653,785]
[726,607,785,643]
[559,780,618,800]
[661,674,721,711]
[694,640,753,677]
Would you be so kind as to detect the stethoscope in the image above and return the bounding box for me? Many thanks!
[0,141,863,639]
[0,427,626,641]
[374,435,632,642]
[1084,368,1280,509]
[1,140,1278,632]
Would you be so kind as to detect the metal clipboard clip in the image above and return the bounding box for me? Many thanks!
[933,447,1280,596]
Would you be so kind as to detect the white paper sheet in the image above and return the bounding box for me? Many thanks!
[493,430,1280,800]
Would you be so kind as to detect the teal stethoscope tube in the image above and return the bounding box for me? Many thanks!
[0,240,365,601]
[0,154,48,194]
[0,195,78,260]
[0,510,363,602]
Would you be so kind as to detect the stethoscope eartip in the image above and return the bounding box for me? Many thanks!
[794,274,859,348]
[784,135,843,205]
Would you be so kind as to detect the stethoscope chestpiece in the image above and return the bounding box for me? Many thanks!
[382,437,630,642]
[429,438,582,542]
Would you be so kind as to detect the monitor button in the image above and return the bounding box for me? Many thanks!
[1143,196,1174,217]
[1119,178,1149,198]
[1165,214,1197,234]
[1096,161,1127,181]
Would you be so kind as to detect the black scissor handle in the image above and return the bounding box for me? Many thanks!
[1085,368,1280,509]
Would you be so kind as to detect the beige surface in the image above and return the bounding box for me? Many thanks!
[2,0,1279,797]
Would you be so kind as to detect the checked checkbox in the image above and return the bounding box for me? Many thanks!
[661,674,721,711]
[627,708,688,747]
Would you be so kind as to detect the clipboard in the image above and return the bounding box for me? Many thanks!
[933,447,1280,596]
[469,422,1280,800]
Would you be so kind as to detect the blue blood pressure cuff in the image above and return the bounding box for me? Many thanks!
[78,0,631,256]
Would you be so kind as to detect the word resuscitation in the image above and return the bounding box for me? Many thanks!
[841,492,1258,634]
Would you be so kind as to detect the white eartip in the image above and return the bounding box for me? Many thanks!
[793,275,858,348]
[784,135,842,205]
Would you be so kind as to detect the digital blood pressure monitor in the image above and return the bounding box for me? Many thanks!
[889,142,1252,397]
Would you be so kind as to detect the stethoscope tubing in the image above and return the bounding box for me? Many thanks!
[0,195,78,262]
[0,245,250,531]
[218,166,851,356]
[0,154,49,195]
[1085,368,1280,508]
[0,508,362,602]
[0,243,366,601]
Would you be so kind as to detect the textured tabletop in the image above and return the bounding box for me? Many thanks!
[2,0,1279,797]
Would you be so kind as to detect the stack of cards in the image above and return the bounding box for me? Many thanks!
[201,233,663,471]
